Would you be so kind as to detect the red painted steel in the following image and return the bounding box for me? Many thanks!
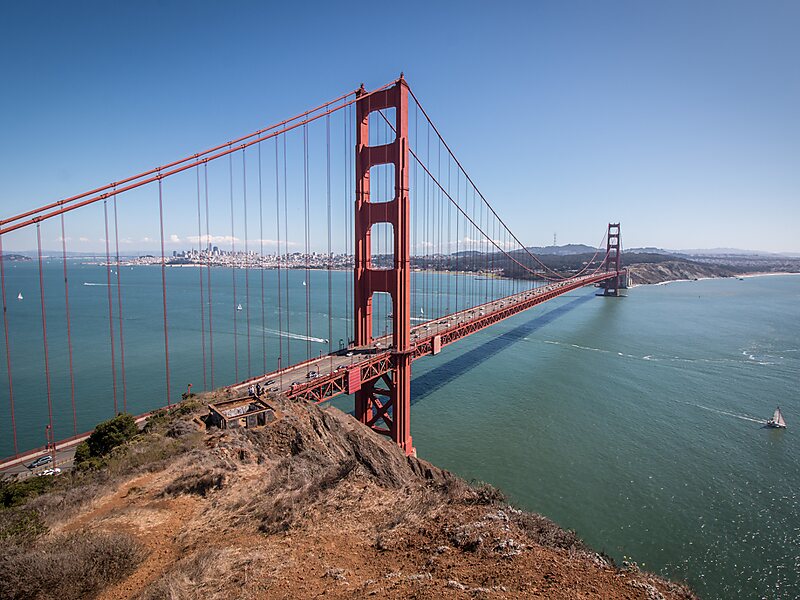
[0,234,19,455]
[269,271,623,410]
[35,226,55,449]
[157,180,172,407]
[0,83,397,237]
[603,223,623,296]
[353,76,414,455]
[0,88,361,230]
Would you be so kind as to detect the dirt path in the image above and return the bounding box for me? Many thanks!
[61,471,202,600]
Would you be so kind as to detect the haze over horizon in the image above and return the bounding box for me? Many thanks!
[1,1,798,253]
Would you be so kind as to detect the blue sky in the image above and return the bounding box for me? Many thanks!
[1,0,798,252]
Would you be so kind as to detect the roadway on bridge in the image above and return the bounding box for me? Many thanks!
[233,275,611,402]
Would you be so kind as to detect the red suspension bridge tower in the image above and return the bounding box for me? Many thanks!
[602,222,623,296]
[353,76,415,455]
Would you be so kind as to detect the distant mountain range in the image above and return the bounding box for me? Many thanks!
[524,244,599,255]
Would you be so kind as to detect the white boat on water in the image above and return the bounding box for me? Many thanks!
[766,406,787,429]
[16,292,23,301]
[236,303,243,311]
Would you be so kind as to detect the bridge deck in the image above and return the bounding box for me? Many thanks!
[232,271,621,405]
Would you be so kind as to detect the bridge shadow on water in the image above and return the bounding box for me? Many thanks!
[409,292,594,405]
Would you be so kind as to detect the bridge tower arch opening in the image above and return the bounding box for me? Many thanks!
[353,76,414,455]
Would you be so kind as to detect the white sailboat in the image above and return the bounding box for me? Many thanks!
[236,303,243,311]
[16,292,23,301]
[766,406,787,429]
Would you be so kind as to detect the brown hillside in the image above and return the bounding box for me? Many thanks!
[4,396,697,599]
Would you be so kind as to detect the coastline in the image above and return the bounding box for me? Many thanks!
[637,271,800,288]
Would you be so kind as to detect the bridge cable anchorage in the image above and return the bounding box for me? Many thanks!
[60,212,78,435]
[103,201,118,414]
[195,166,207,391]
[157,178,171,407]
[0,233,19,455]
[112,192,127,412]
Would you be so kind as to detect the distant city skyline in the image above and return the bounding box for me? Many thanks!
[1,1,798,252]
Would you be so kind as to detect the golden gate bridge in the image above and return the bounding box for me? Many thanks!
[0,74,623,462]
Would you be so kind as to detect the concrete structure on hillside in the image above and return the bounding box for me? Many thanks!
[208,397,275,430]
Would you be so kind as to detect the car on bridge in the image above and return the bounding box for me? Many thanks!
[26,455,52,469]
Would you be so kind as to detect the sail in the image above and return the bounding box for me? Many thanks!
[774,408,786,427]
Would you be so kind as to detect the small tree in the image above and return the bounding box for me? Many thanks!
[83,413,138,458]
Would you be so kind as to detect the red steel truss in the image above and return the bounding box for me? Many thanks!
[277,269,622,415]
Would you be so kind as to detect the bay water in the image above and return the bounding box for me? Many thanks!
[1,261,798,598]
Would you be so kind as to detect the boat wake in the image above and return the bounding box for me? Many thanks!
[263,328,328,344]
[541,340,778,366]
[83,282,110,286]
[680,401,764,424]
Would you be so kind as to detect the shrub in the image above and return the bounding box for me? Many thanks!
[0,530,145,600]
[87,413,138,456]
[0,508,48,544]
[0,476,55,508]
[74,413,138,467]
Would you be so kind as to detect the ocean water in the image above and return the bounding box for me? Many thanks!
[1,262,798,598]
[406,275,800,599]
[0,261,527,454]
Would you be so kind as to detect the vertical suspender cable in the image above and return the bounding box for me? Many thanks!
[455,168,460,312]
[303,124,311,364]
[326,110,333,369]
[112,194,127,411]
[437,139,442,316]
[274,137,283,383]
[229,149,239,382]
[0,234,18,454]
[36,225,55,447]
[103,201,118,414]
[158,178,172,407]
[60,214,77,435]
[204,163,214,389]
[412,103,417,319]
[258,142,267,374]
[282,135,290,367]
[242,148,252,378]
[195,168,207,391]
[446,151,451,312]
[343,105,350,345]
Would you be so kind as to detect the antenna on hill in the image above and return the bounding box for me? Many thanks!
[553,232,557,247]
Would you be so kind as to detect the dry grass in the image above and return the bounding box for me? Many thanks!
[162,470,226,498]
[0,531,146,600]
[512,511,588,553]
